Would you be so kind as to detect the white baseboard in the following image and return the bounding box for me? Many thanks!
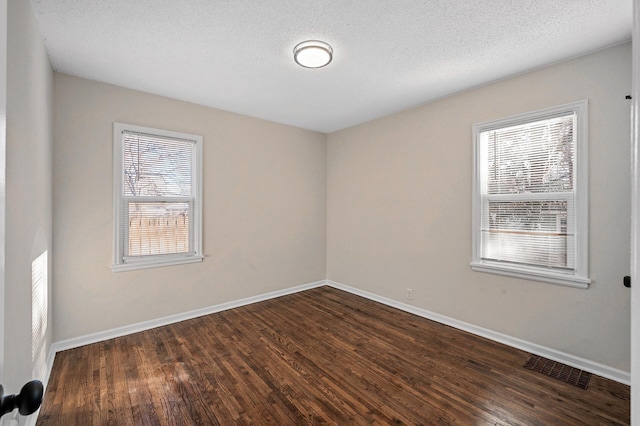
[51,280,326,354]
[326,280,631,385]
[42,345,56,390]
[22,346,56,426]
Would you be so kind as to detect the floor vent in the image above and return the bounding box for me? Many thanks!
[524,355,592,390]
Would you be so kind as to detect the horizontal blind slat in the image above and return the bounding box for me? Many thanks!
[126,201,191,257]
[123,132,193,197]
[120,130,195,259]
[479,111,577,271]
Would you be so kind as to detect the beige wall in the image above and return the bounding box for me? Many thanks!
[5,0,54,393]
[53,74,327,341]
[327,43,632,371]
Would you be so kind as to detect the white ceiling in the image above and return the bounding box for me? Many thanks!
[31,0,632,133]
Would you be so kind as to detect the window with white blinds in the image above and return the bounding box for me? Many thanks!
[112,123,203,272]
[471,101,590,288]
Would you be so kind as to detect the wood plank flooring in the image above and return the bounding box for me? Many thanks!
[36,286,630,425]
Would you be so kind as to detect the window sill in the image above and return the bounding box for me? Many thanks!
[112,254,204,272]
[470,261,590,289]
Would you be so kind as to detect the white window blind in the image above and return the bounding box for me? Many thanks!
[113,123,203,272]
[472,101,589,288]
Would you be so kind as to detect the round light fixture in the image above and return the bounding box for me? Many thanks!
[293,40,333,69]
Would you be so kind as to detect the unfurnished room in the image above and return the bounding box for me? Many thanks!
[0,0,639,424]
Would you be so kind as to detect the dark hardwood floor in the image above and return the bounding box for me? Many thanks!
[37,286,630,425]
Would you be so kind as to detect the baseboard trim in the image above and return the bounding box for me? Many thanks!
[326,280,630,385]
[42,345,56,389]
[44,278,629,395]
[23,346,56,426]
[51,280,326,353]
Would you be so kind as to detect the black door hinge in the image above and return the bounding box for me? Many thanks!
[624,276,631,288]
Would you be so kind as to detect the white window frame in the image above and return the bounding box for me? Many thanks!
[112,122,203,272]
[471,100,590,288]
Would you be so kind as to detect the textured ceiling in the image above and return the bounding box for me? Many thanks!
[31,0,632,133]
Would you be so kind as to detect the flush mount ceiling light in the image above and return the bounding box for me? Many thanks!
[293,40,333,69]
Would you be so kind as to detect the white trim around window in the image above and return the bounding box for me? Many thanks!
[471,100,590,288]
[112,122,203,272]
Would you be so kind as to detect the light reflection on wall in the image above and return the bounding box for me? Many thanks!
[31,250,48,366]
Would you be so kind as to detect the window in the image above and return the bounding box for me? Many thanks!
[112,123,203,272]
[471,100,589,288]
